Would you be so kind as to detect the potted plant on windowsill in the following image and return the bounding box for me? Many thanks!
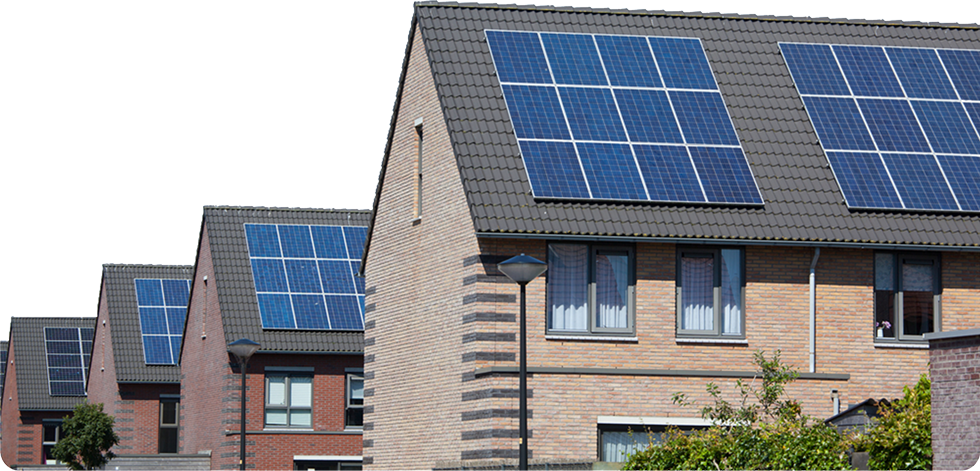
[876,321,892,339]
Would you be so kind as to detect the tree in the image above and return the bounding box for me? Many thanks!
[51,402,120,470]
[854,374,932,470]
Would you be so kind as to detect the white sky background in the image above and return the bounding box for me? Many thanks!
[0,0,327,237]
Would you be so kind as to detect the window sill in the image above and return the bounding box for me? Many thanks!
[545,335,638,342]
[410,217,421,226]
[227,429,363,435]
[873,342,928,349]
[676,337,748,345]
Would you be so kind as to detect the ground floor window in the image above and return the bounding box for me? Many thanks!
[598,419,710,462]
[346,372,364,428]
[42,421,62,464]
[159,400,179,453]
[293,459,362,470]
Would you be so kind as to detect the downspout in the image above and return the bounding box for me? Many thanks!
[809,248,820,373]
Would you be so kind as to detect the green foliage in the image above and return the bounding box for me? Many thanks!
[624,350,852,470]
[51,402,120,470]
[855,374,932,470]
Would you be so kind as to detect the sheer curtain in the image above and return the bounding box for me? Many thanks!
[681,256,713,330]
[548,244,588,331]
[720,249,742,335]
[596,253,629,329]
[601,431,652,462]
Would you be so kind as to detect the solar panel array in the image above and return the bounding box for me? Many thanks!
[781,43,980,212]
[245,224,368,330]
[134,279,192,365]
[44,327,93,396]
[485,30,764,205]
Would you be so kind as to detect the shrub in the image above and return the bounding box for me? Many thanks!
[854,374,932,470]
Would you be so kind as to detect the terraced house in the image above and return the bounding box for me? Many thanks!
[180,206,369,470]
[361,2,980,468]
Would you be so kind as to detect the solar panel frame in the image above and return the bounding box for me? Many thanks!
[485,29,764,206]
[134,279,192,365]
[245,223,367,331]
[781,42,980,213]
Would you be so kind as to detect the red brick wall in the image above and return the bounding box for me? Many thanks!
[929,332,980,470]
[181,223,363,470]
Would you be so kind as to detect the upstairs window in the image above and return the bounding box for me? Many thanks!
[346,373,364,428]
[547,243,635,336]
[874,252,941,343]
[676,247,744,338]
[265,374,312,428]
[159,400,179,453]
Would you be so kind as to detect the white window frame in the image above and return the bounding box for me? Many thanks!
[597,416,712,463]
[265,373,313,428]
[676,246,746,339]
[345,372,364,429]
[874,251,941,344]
[545,243,636,337]
[42,421,63,465]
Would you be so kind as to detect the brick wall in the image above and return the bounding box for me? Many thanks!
[181,223,363,470]
[929,330,980,470]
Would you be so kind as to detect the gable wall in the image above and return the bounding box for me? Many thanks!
[362,22,486,469]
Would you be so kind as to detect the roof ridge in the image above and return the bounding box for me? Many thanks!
[102,263,194,269]
[204,205,371,213]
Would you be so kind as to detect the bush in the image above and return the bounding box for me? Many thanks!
[51,402,120,470]
[854,374,932,470]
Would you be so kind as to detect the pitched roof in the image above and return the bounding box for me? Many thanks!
[99,264,193,383]
[201,206,370,354]
[1,340,8,400]
[9,317,96,411]
[368,2,980,257]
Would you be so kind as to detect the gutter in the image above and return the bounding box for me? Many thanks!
[809,248,820,374]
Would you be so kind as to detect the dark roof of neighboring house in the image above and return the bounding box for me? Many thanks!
[98,264,193,383]
[1,340,8,400]
[365,2,980,264]
[8,317,96,411]
[196,206,370,354]
[825,397,891,426]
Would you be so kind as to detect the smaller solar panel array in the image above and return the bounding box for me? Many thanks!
[781,43,980,212]
[134,279,192,365]
[44,327,93,396]
[245,224,368,331]
[485,30,763,205]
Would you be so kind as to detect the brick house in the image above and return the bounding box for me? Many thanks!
[1,317,96,467]
[360,3,980,468]
[926,328,980,470]
[86,264,193,455]
[179,206,369,470]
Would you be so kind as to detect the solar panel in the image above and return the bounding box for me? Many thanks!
[134,279,191,365]
[44,327,93,396]
[245,224,367,330]
[486,30,764,205]
[781,43,980,212]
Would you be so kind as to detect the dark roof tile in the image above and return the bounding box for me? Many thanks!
[9,317,96,411]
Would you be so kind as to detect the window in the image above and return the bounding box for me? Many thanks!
[159,400,179,453]
[266,374,313,428]
[676,247,744,338]
[597,421,710,462]
[415,119,423,218]
[547,243,635,336]
[42,421,62,464]
[874,252,941,342]
[346,373,364,428]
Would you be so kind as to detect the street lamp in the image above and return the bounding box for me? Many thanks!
[497,254,547,470]
[227,338,260,471]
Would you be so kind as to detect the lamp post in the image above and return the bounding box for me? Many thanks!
[497,254,547,470]
[227,338,261,471]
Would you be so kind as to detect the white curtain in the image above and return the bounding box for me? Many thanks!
[596,253,629,329]
[601,431,652,462]
[681,256,713,330]
[548,245,588,331]
[720,249,742,335]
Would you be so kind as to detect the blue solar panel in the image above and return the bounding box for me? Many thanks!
[135,278,191,365]
[938,49,980,101]
[576,142,647,200]
[858,99,930,152]
[690,147,764,204]
[502,85,570,140]
[832,45,904,97]
[559,87,626,141]
[519,140,591,199]
[784,42,980,212]
[595,35,662,88]
[633,145,705,202]
[245,224,367,331]
[779,43,850,96]
[614,89,682,143]
[648,37,717,90]
[670,91,740,146]
[44,327,90,396]
[881,153,959,210]
[886,48,957,100]
[541,33,607,86]
[826,152,902,209]
[486,30,762,205]
[485,30,552,84]
[325,296,364,330]
[802,97,875,151]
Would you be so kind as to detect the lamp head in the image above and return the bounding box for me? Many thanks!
[497,253,547,285]
[227,338,261,363]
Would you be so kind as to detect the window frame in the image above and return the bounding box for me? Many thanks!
[874,251,942,344]
[42,421,63,465]
[264,373,314,429]
[675,246,746,339]
[597,421,710,463]
[345,372,364,429]
[545,242,636,337]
